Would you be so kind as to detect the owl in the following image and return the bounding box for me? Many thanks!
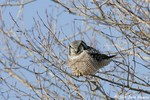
[68,40,116,76]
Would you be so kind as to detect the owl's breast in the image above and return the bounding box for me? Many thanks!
[68,51,99,76]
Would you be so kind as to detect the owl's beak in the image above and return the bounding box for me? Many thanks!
[69,45,78,55]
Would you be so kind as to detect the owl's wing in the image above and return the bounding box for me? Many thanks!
[90,53,116,61]
[87,46,116,61]
[87,46,100,54]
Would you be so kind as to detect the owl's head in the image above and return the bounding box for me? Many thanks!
[69,40,88,56]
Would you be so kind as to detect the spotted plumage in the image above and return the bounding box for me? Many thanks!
[68,40,115,76]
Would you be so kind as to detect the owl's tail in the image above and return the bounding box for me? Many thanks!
[101,54,116,60]
[108,55,116,59]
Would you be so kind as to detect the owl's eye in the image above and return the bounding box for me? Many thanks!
[69,45,73,55]
[76,44,84,54]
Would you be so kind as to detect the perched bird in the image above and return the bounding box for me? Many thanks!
[68,40,116,76]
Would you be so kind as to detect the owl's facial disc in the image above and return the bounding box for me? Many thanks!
[69,44,80,55]
[69,40,88,56]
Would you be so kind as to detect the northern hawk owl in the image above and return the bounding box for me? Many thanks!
[68,40,115,76]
